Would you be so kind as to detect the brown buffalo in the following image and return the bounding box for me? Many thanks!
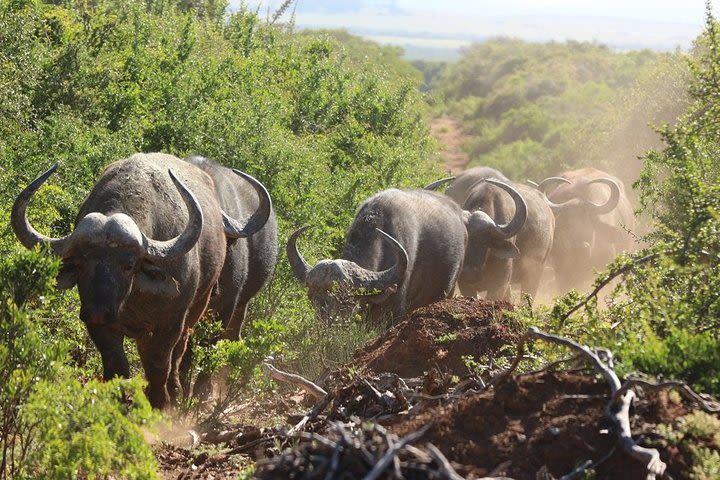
[538,167,634,293]
[11,153,272,408]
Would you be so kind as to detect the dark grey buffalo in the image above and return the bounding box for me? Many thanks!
[287,189,467,323]
[181,155,277,397]
[456,179,549,300]
[536,167,634,293]
[11,153,273,409]
[185,155,277,340]
[429,170,554,300]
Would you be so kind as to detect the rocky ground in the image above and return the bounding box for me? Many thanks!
[154,297,719,479]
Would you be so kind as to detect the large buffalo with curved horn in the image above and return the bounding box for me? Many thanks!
[288,189,467,323]
[428,175,554,300]
[11,153,273,409]
[534,167,634,293]
[180,155,277,397]
[184,155,277,340]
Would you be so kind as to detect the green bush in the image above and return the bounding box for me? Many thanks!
[531,9,720,397]
[0,247,158,479]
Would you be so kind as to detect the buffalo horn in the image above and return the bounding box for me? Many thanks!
[222,169,273,238]
[11,162,74,256]
[424,177,455,191]
[536,176,571,193]
[143,169,204,258]
[287,225,313,284]
[533,177,573,212]
[485,179,527,239]
[585,178,620,215]
[359,228,409,293]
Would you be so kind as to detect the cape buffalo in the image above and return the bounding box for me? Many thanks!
[429,172,554,300]
[11,153,272,409]
[181,155,277,397]
[287,189,467,323]
[444,166,509,205]
[537,167,634,293]
[456,179,548,300]
[184,155,277,340]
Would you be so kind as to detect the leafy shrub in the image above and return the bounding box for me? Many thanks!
[532,9,720,397]
[0,247,157,479]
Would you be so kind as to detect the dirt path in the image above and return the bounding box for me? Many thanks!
[430,114,471,174]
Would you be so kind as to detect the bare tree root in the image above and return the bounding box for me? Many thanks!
[613,378,720,413]
[261,360,328,399]
[526,327,667,478]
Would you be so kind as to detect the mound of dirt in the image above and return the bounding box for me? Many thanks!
[155,297,718,479]
[389,371,608,478]
[354,297,521,378]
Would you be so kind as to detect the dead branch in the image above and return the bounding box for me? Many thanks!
[525,327,667,479]
[613,378,720,413]
[288,392,335,435]
[489,330,530,386]
[425,443,465,480]
[262,361,327,399]
[559,251,659,323]
[560,444,618,480]
[361,424,431,480]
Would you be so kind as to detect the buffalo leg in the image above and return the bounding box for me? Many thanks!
[168,328,191,403]
[179,288,217,401]
[221,302,247,340]
[457,280,480,298]
[86,324,129,380]
[136,321,184,409]
[516,258,544,300]
[188,301,248,401]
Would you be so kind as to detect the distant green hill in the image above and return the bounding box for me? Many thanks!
[428,37,689,183]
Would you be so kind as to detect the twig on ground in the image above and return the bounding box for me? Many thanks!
[288,392,335,435]
[225,435,274,455]
[559,445,617,480]
[489,330,531,386]
[425,443,465,480]
[262,361,327,399]
[361,424,431,480]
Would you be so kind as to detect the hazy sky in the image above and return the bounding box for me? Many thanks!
[234,0,713,53]
[393,1,708,24]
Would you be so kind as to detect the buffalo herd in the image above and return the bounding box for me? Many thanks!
[11,154,634,408]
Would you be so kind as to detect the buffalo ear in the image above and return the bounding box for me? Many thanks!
[134,262,180,298]
[490,240,520,259]
[56,260,78,290]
